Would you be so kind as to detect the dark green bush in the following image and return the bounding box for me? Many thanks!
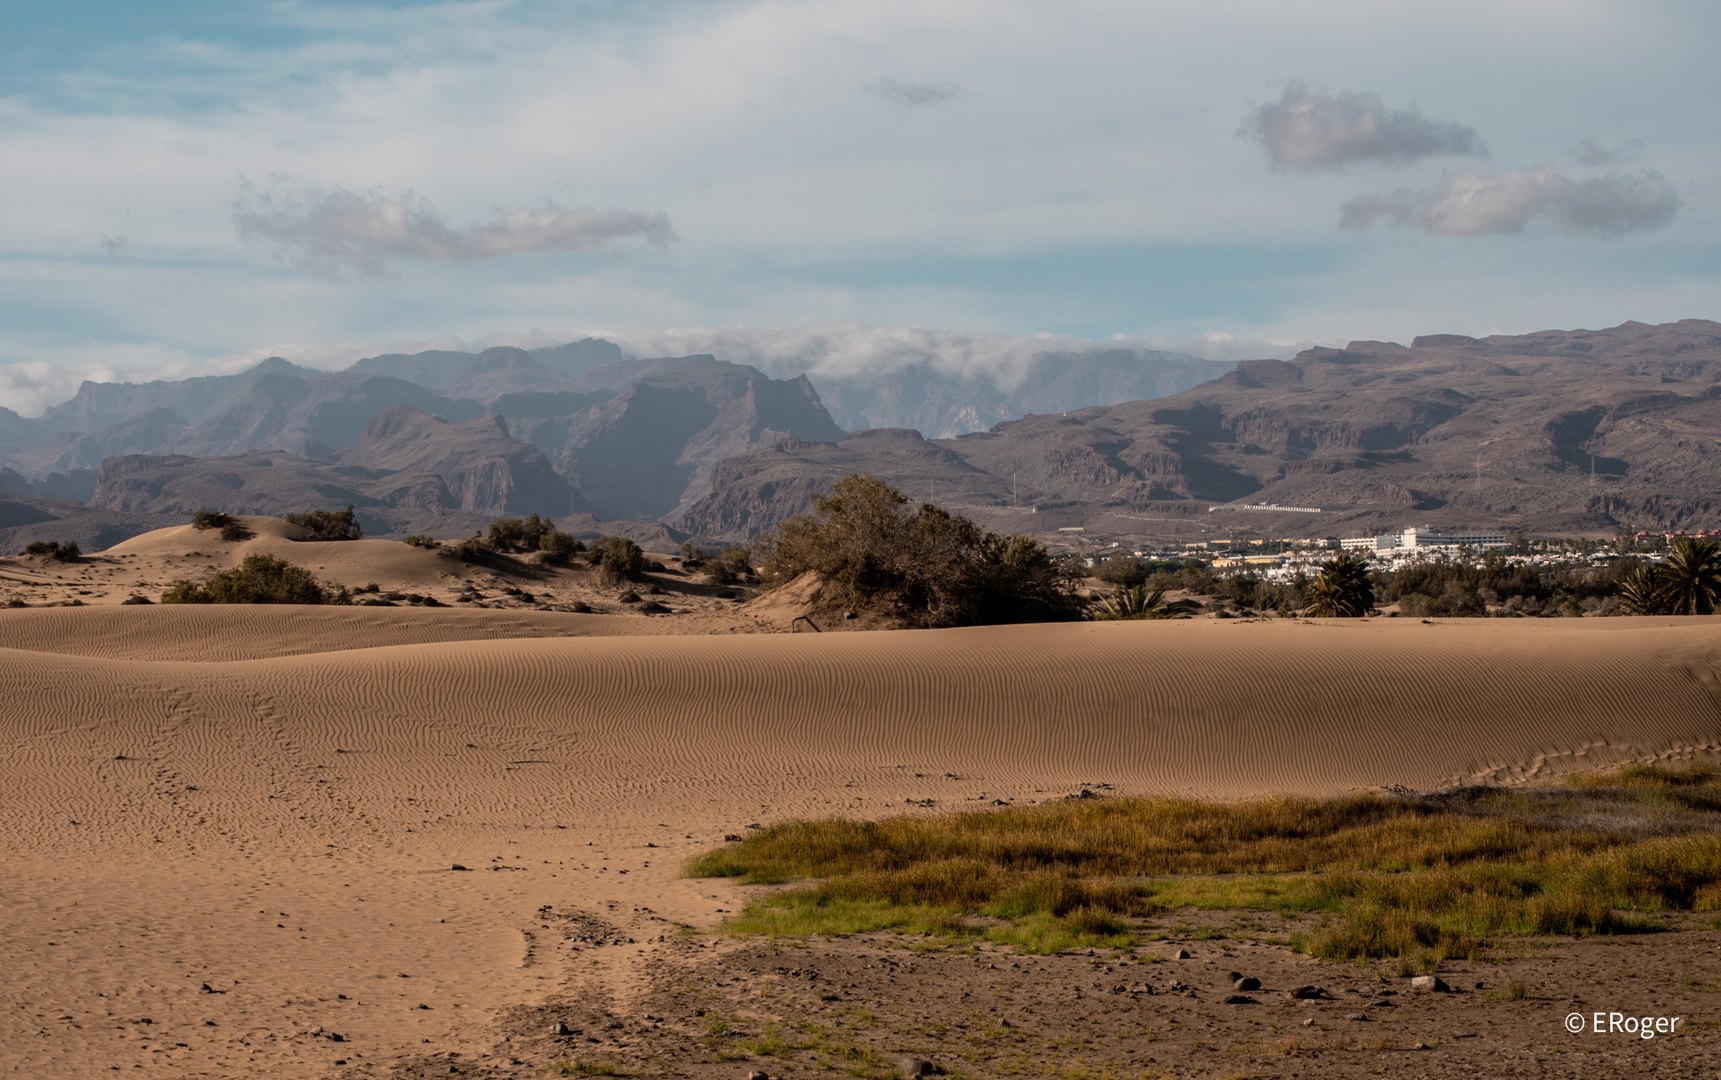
[22,539,80,561]
[705,546,753,585]
[1096,557,1149,588]
[190,509,251,540]
[537,528,583,560]
[447,535,486,562]
[589,536,646,585]
[285,504,363,541]
[160,553,349,605]
[403,534,441,549]
[752,474,1080,627]
[487,514,583,561]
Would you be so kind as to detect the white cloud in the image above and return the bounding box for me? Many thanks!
[1340,168,1679,237]
[1239,81,1487,170]
[232,179,677,278]
[597,323,1292,389]
[862,76,961,109]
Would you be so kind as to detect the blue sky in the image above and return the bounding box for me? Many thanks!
[1,0,1717,411]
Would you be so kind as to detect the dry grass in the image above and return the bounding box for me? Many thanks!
[686,762,1721,957]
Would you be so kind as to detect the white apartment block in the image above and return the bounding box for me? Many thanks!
[1340,527,1510,554]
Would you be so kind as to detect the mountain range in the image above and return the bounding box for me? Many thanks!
[680,319,1721,540]
[2,320,1718,551]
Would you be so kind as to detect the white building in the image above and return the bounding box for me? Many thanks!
[1341,527,1509,555]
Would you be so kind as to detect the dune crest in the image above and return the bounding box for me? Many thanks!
[2,613,1719,1076]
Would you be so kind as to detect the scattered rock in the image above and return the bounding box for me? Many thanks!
[1223,994,1257,1005]
[1233,976,1261,991]
[1411,975,1450,993]
[618,589,641,603]
[899,1057,940,1078]
[1414,1041,1430,1050]
[198,983,215,994]
[1301,1018,1316,1027]
[1346,1012,1369,1022]
[1368,998,1395,1008]
[747,1072,770,1080]
[1288,985,1328,1000]
[450,864,469,871]
[551,1021,574,1036]
[1171,949,1192,959]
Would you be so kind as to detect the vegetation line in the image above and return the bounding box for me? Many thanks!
[687,762,1721,962]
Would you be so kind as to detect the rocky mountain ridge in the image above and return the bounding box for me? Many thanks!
[679,319,1721,539]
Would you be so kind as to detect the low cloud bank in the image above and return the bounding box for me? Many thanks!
[0,326,1305,419]
[601,324,1294,388]
[1240,82,1487,170]
[233,180,677,278]
[1340,168,1679,237]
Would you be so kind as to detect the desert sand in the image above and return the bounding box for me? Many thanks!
[2,528,1720,1077]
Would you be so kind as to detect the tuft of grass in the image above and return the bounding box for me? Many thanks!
[688,763,1721,958]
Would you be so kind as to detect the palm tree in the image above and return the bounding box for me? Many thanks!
[1654,538,1721,615]
[1615,562,1662,615]
[1303,553,1374,617]
[1092,584,1199,620]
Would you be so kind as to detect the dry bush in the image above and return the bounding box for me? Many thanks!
[751,473,1078,627]
[191,510,253,541]
[161,553,349,605]
[589,536,645,586]
[285,504,363,541]
[705,546,754,585]
[21,539,80,561]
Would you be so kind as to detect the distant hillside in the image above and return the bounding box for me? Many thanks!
[8,320,1719,547]
[790,348,1234,436]
[680,319,1721,539]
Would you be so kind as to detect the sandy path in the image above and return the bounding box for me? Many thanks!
[2,611,1719,1077]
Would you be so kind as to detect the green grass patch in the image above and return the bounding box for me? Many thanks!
[687,762,1721,959]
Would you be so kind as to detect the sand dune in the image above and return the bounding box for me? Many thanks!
[2,611,1719,1077]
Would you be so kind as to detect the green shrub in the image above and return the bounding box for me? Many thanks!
[285,504,363,541]
[189,509,253,542]
[1091,584,1198,620]
[22,539,80,561]
[443,535,487,563]
[705,546,753,585]
[752,474,1079,627]
[487,514,584,561]
[589,536,646,586]
[538,528,583,560]
[403,535,441,549]
[1096,557,1149,587]
[160,553,349,605]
